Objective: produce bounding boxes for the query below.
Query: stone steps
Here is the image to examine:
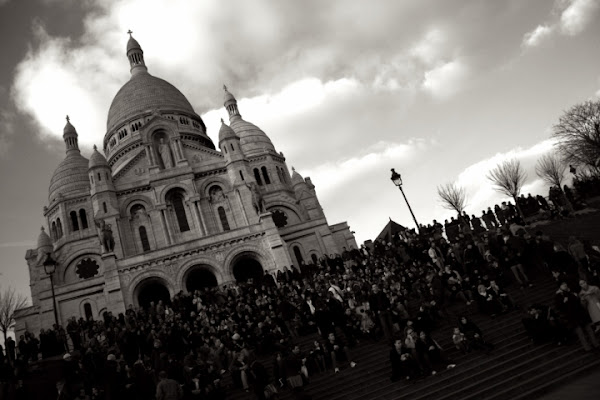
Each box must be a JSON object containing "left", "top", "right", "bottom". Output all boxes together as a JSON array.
[{"left": 227, "top": 278, "right": 580, "bottom": 400}]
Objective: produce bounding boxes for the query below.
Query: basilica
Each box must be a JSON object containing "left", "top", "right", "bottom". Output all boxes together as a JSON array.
[{"left": 15, "top": 34, "right": 356, "bottom": 334}]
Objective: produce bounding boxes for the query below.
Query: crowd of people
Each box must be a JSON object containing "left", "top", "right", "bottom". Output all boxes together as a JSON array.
[{"left": 1, "top": 201, "right": 600, "bottom": 400}]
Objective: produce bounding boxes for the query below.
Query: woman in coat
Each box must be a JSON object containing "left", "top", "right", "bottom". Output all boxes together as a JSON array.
[{"left": 579, "top": 280, "right": 600, "bottom": 331}]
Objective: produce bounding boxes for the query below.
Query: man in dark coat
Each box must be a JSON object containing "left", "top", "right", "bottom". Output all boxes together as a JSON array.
[{"left": 554, "top": 282, "right": 599, "bottom": 351}]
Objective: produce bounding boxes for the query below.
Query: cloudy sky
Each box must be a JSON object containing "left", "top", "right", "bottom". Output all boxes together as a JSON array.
[{"left": 0, "top": 0, "right": 599, "bottom": 300}]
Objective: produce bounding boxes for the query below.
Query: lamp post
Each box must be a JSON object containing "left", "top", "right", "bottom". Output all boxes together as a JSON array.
[
  {"left": 43, "top": 253, "right": 60, "bottom": 328},
  {"left": 390, "top": 168, "right": 420, "bottom": 233}
]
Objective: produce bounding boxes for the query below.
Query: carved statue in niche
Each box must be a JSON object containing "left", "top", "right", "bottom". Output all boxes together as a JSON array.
[
  {"left": 209, "top": 186, "right": 225, "bottom": 203},
  {"left": 130, "top": 204, "right": 147, "bottom": 219},
  {"left": 95, "top": 219, "right": 115, "bottom": 253},
  {"left": 158, "top": 138, "right": 173, "bottom": 169},
  {"left": 248, "top": 182, "right": 266, "bottom": 214}
]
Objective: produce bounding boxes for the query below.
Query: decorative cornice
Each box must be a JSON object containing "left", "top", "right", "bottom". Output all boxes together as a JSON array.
[
  {"left": 114, "top": 151, "right": 147, "bottom": 181},
  {"left": 119, "top": 231, "right": 266, "bottom": 274},
  {"left": 109, "top": 140, "right": 144, "bottom": 167},
  {"left": 182, "top": 141, "right": 223, "bottom": 158},
  {"left": 116, "top": 186, "right": 153, "bottom": 197},
  {"left": 194, "top": 168, "right": 227, "bottom": 179},
  {"left": 248, "top": 156, "right": 268, "bottom": 163}
]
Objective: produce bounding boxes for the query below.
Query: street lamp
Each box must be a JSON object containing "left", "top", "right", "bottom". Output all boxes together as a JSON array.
[
  {"left": 43, "top": 253, "right": 60, "bottom": 328},
  {"left": 390, "top": 168, "right": 420, "bottom": 233}
]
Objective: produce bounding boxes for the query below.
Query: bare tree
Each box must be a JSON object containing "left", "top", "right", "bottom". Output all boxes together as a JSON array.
[
  {"left": 437, "top": 183, "right": 468, "bottom": 215},
  {"left": 552, "top": 100, "right": 600, "bottom": 172},
  {"left": 535, "top": 154, "right": 567, "bottom": 188},
  {"left": 0, "top": 286, "right": 28, "bottom": 343},
  {"left": 487, "top": 159, "right": 527, "bottom": 219}
]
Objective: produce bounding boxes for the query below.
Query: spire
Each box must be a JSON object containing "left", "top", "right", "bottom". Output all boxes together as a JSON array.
[
  {"left": 223, "top": 84, "right": 240, "bottom": 119},
  {"left": 63, "top": 115, "right": 80, "bottom": 154},
  {"left": 126, "top": 30, "right": 147, "bottom": 75}
]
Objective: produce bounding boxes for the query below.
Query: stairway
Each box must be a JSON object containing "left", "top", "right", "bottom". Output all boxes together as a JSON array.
[{"left": 227, "top": 278, "right": 600, "bottom": 400}]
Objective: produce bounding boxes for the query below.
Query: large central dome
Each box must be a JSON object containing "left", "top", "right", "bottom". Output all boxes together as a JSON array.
[{"left": 106, "top": 71, "right": 198, "bottom": 133}]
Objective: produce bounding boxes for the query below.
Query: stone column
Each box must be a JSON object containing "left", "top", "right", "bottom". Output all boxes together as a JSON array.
[
  {"left": 101, "top": 253, "right": 126, "bottom": 315},
  {"left": 159, "top": 207, "right": 172, "bottom": 245},
  {"left": 185, "top": 201, "right": 200, "bottom": 232},
  {"left": 193, "top": 201, "right": 206, "bottom": 236}
]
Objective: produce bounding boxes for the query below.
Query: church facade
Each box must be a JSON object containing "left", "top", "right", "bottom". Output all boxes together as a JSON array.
[{"left": 15, "top": 35, "right": 356, "bottom": 335}]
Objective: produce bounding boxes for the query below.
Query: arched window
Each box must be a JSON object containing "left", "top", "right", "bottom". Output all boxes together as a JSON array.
[
  {"left": 83, "top": 303, "right": 93, "bottom": 320},
  {"left": 70, "top": 211, "right": 79, "bottom": 231},
  {"left": 79, "top": 209, "right": 88, "bottom": 229},
  {"left": 102, "top": 202, "right": 107, "bottom": 213},
  {"left": 51, "top": 221, "right": 57, "bottom": 240},
  {"left": 90, "top": 175, "right": 94, "bottom": 184},
  {"left": 171, "top": 193, "right": 190, "bottom": 232},
  {"left": 253, "top": 168, "right": 263, "bottom": 185},
  {"left": 218, "top": 207, "right": 230, "bottom": 231},
  {"left": 261, "top": 166, "right": 271, "bottom": 184},
  {"left": 230, "top": 143, "right": 235, "bottom": 152},
  {"left": 97, "top": 172, "right": 101, "bottom": 181},
  {"left": 56, "top": 218, "right": 63, "bottom": 238},
  {"left": 139, "top": 226, "right": 151, "bottom": 252},
  {"left": 276, "top": 167, "right": 283, "bottom": 183},
  {"left": 239, "top": 170, "right": 244, "bottom": 181},
  {"left": 293, "top": 246, "right": 304, "bottom": 266}
]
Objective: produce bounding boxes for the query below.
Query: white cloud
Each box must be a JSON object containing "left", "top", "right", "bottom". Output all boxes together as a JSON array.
[
  {"left": 522, "top": 25, "right": 553, "bottom": 48},
  {"left": 560, "top": 0, "right": 599, "bottom": 36},
  {"left": 410, "top": 28, "right": 448, "bottom": 65},
  {"left": 422, "top": 60, "right": 469, "bottom": 99},
  {"left": 302, "top": 138, "right": 431, "bottom": 200},
  {"left": 446, "top": 139, "right": 557, "bottom": 218}
]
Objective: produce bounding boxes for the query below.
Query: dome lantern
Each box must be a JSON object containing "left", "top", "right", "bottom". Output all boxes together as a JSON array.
[
  {"left": 126, "top": 30, "right": 147, "bottom": 76},
  {"left": 63, "top": 115, "right": 80, "bottom": 154},
  {"left": 223, "top": 85, "right": 240, "bottom": 119}
]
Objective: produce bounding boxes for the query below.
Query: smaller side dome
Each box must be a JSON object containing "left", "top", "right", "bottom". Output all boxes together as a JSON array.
[
  {"left": 89, "top": 145, "right": 109, "bottom": 169},
  {"left": 37, "top": 226, "right": 52, "bottom": 249},
  {"left": 291, "top": 167, "right": 305, "bottom": 186},
  {"left": 218, "top": 119, "right": 237, "bottom": 143}
]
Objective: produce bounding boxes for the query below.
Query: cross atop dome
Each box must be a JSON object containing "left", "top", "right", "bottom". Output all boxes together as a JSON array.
[
  {"left": 127, "top": 29, "right": 133, "bottom": 36},
  {"left": 66, "top": 115, "right": 70, "bottom": 122}
]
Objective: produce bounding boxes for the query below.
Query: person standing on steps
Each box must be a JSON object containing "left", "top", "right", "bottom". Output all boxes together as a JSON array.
[
  {"left": 555, "top": 282, "right": 599, "bottom": 351},
  {"left": 578, "top": 280, "right": 600, "bottom": 333}
]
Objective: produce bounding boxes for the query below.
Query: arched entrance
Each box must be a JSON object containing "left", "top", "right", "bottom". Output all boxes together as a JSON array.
[
  {"left": 186, "top": 266, "right": 218, "bottom": 293},
  {"left": 136, "top": 278, "right": 171, "bottom": 309},
  {"left": 232, "top": 253, "right": 264, "bottom": 284}
]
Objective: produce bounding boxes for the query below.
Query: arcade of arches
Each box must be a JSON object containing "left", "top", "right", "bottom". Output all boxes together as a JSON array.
[
  {"left": 232, "top": 253, "right": 264, "bottom": 283},
  {"left": 135, "top": 255, "right": 265, "bottom": 306},
  {"left": 136, "top": 278, "right": 171, "bottom": 309},
  {"left": 186, "top": 266, "right": 218, "bottom": 293}
]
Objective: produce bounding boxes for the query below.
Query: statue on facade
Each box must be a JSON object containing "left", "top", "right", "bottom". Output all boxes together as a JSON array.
[
  {"left": 249, "top": 182, "right": 266, "bottom": 214},
  {"left": 95, "top": 219, "right": 115, "bottom": 253},
  {"left": 158, "top": 138, "right": 173, "bottom": 169}
]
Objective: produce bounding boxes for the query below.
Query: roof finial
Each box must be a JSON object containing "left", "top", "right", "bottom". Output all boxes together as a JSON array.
[
  {"left": 93, "top": 144, "right": 97, "bottom": 151},
  {"left": 292, "top": 166, "right": 296, "bottom": 172},
  {"left": 220, "top": 118, "right": 224, "bottom": 124},
  {"left": 127, "top": 29, "right": 133, "bottom": 37},
  {"left": 66, "top": 115, "right": 70, "bottom": 122},
  {"left": 41, "top": 226, "right": 45, "bottom": 232},
  {"left": 223, "top": 84, "right": 228, "bottom": 91}
]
